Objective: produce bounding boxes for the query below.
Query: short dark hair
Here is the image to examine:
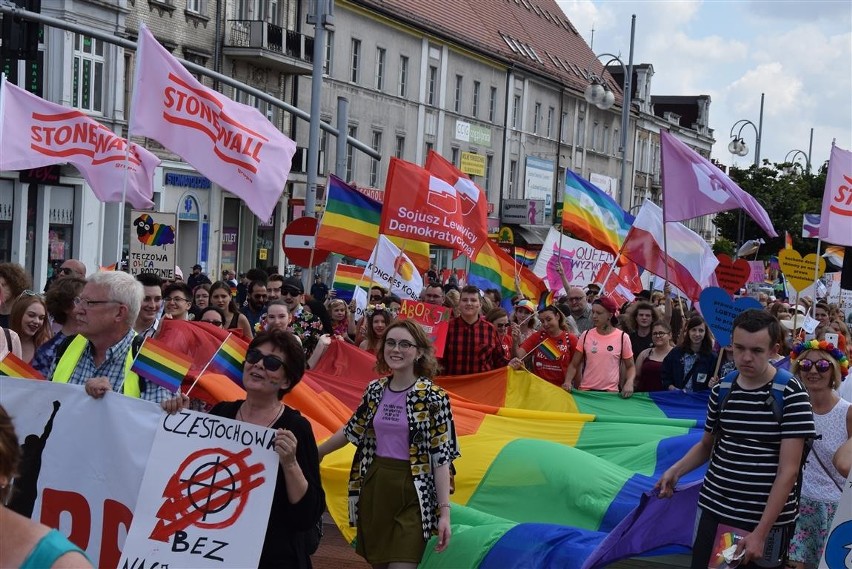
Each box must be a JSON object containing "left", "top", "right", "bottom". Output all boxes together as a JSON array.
[
  {"left": 45, "top": 276, "right": 85, "bottom": 324},
  {"left": 460, "top": 285, "right": 480, "bottom": 296},
  {"left": 136, "top": 273, "right": 163, "bottom": 288},
  {"left": 198, "top": 306, "right": 226, "bottom": 326},
  {"left": 248, "top": 280, "right": 268, "bottom": 295},
  {"left": 245, "top": 268, "right": 268, "bottom": 283},
  {"left": 248, "top": 329, "right": 305, "bottom": 397},
  {"left": 732, "top": 309, "right": 781, "bottom": 348},
  {"left": 163, "top": 281, "right": 192, "bottom": 300}
]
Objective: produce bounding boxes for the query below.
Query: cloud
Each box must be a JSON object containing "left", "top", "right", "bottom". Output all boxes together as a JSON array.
[{"left": 745, "top": 0, "right": 851, "bottom": 22}]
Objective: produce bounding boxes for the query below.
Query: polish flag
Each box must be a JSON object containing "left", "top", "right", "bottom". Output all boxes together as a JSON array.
[
  {"left": 621, "top": 200, "right": 718, "bottom": 302},
  {"left": 0, "top": 77, "right": 156, "bottom": 209},
  {"left": 130, "top": 24, "right": 295, "bottom": 221}
]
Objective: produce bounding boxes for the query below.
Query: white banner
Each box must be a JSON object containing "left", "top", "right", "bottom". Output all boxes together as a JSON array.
[
  {"left": 532, "top": 227, "right": 615, "bottom": 294},
  {"left": 119, "top": 410, "right": 278, "bottom": 569},
  {"left": 0, "top": 377, "right": 161, "bottom": 568},
  {"left": 364, "top": 235, "right": 423, "bottom": 300}
]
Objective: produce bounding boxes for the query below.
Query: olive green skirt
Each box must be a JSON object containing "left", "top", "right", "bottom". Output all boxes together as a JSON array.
[{"left": 356, "top": 456, "right": 427, "bottom": 565}]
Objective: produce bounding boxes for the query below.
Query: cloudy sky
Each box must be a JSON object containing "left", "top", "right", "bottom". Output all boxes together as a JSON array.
[{"left": 555, "top": 0, "right": 852, "bottom": 170}]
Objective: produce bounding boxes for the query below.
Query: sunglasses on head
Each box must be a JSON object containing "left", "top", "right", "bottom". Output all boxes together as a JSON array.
[
  {"left": 245, "top": 348, "right": 285, "bottom": 372},
  {"left": 799, "top": 359, "right": 832, "bottom": 373}
]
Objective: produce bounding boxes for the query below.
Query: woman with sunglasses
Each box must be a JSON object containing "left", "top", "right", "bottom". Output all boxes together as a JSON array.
[
  {"left": 486, "top": 308, "right": 512, "bottom": 360},
  {"left": 511, "top": 305, "right": 577, "bottom": 387},
  {"left": 196, "top": 306, "right": 226, "bottom": 328},
  {"left": 10, "top": 293, "right": 52, "bottom": 364},
  {"left": 318, "top": 320, "right": 459, "bottom": 568},
  {"left": 787, "top": 340, "right": 851, "bottom": 569},
  {"left": 208, "top": 329, "right": 325, "bottom": 568},
  {"left": 209, "top": 281, "right": 253, "bottom": 338}
]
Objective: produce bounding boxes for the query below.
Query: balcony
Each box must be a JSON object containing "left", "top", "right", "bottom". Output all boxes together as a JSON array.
[{"left": 223, "top": 20, "right": 314, "bottom": 75}]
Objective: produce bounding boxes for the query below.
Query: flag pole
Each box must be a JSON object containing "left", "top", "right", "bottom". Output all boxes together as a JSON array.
[
  {"left": 813, "top": 238, "right": 823, "bottom": 299},
  {"left": 599, "top": 238, "right": 629, "bottom": 293},
  {"left": 185, "top": 333, "right": 232, "bottom": 397}
]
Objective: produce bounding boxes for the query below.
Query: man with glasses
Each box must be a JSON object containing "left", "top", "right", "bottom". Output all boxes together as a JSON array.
[
  {"left": 564, "top": 287, "right": 593, "bottom": 334},
  {"left": 441, "top": 285, "right": 508, "bottom": 376},
  {"left": 48, "top": 271, "right": 173, "bottom": 404},
  {"left": 162, "top": 282, "right": 193, "bottom": 321},
  {"left": 44, "top": 259, "right": 87, "bottom": 292},
  {"left": 134, "top": 273, "right": 163, "bottom": 338},
  {"left": 279, "top": 276, "right": 305, "bottom": 321}
]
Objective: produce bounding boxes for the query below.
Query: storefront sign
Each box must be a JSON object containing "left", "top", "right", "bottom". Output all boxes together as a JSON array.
[
  {"left": 20, "top": 165, "right": 61, "bottom": 184},
  {"left": 501, "top": 199, "right": 545, "bottom": 225},
  {"left": 525, "top": 157, "right": 554, "bottom": 217},
  {"left": 460, "top": 152, "right": 486, "bottom": 176},
  {"left": 129, "top": 210, "right": 177, "bottom": 279},
  {"left": 221, "top": 226, "right": 238, "bottom": 272},
  {"left": 454, "top": 120, "right": 491, "bottom": 147},
  {"left": 590, "top": 173, "right": 616, "bottom": 199},
  {"left": 178, "top": 194, "right": 200, "bottom": 221},
  {"left": 164, "top": 172, "right": 211, "bottom": 189}
]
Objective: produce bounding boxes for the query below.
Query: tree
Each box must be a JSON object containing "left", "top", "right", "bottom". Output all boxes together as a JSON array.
[{"left": 713, "top": 161, "right": 826, "bottom": 256}]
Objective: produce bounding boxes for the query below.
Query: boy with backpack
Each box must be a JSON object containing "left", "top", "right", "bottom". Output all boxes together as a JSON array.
[{"left": 655, "top": 309, "right": 815, "bottom": 568}]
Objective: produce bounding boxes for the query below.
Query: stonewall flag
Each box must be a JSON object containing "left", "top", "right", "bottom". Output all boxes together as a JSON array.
[
  {"left": 209, "top": 333, "right": 249, "bottom": 386},
  {"left": 331, "top": 263, "right": 372, "bottom": 302},
  {"left": 818, "top": 144, "right": 852, "bottom": 247},
  {"left": 130, "top": 337, "right": 192, "bottom": 392},
  {"left": 0, "top": 352, "right": 44, "bottom": 380},
  {"left": 562, "top": 169, "right": 634, "bottom": 258},
  {"left": 469, "top": 239, "right": 552, "bottom": 311},
  {"left": 316, "top": 175, "right": 430, "bottom": 271}
]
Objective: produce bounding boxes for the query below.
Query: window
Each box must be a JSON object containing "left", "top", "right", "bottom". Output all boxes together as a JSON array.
[
  {"left": 591, "top": 121, "right": 599, "bottom": 150},
  {"left": 511, "top": 95, "right": 521, "bottom": 128},
  {"left": 546, "top": 107, "right": 554, "bottom": 138},
  {"left": 375, "top": 47, "right": 386, "bottom": 91},
  {"left": 561, "top": 111, "right": 569, "bottom": 142},
  {"left": 369, "top": 131, "right": 383, "bottom": 186},
  {"left": 451, "top": 147, "right": 459, "bottom": 166},
  {"left": 350, "top": 39, "right": 361, "bottom": 83},
  {"left": 613, "top": 128, "right": 620, "bottom": 156},
  {"left": 454, "top": 75, "right": 462, "bottom": 113},
  {"left": 346, "top": 125, "right": 357, "bottom": 181},
  {"left": 509, "top": 160, "right": 518, "bottom": 198},
  {"left": 425, "top": 141, "right": 434, "bottom": 157},
  {"left": 187, "top": 0, "right": 204, "bottom": 14},
  {"left": 576, "top": 115, "right": 585, "bottom": 146},
  {"left": 472, "top": 81, "right": 480, "bottom": 117},
  {"left": 427, "top": 65, "right": 437, "bottom": 105},
  {"left": 323, "top": 31, "right": 333, "bottom": 75},
  {"left": 603, "top": 126, "right": 610, "bottom": 155},
  {"left": 489, "top": 86, "right": 497, "bottom": 122},
  {"left": 485, "top": 155, "right": 493, "bottom": 191},
  {"left": 533, "top": 103, "right": 541, "bottom": 134},
  {"left": 73, "top": 34, "right": 105, "bottom": 113},
  {"left": 398, "top": 56, "right": 409, "bottom": 97},
  {"left": 395, "top": 135, "right": 405, "bottom": 158}
]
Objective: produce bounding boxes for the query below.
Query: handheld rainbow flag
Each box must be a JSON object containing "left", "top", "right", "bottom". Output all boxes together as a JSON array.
[
  {"left": 130, "top": 337, "right": 192, "bottom": 392},
  {"left": 0, "top": 352, "right": 44, "bottom": 380},
  {"left": 514, "top": 247, "right": 538, "bottom": 267},
  {"left": 469, "top": 239, "right": 552, "bottom": 311},
  {"left": 538, "top": 336, "right": 561, "bottom": 360},
  {"left": 563, "top": 170, "right": 634, "bottom": 257},
  {"left": 209, "top": 333, "right": 249, "bottom": 387},
  {"left": 332, "top": 263, "right": 372, "bottom": 302}
]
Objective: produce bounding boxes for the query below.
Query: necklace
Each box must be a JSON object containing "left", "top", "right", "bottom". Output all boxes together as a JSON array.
[
  {"left": 387, "top": 377, "right": 418, "bottom": 392},
  {"left": 238, "top": 403, "right": 284, "bottom": 427}
]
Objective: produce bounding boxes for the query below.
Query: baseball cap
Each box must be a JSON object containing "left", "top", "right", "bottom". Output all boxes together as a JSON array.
[
  {"left": 282, "top": 276, "right": 304, "bottom": 294},
  {"left": 515, "top": 299, "right": 535, "bottom": 312},
  {"left": 192, "top": 264, "right": 202, "bottom": 270},
  {"left": 593, "top": 295, "right": 619, "bottom": 315}
]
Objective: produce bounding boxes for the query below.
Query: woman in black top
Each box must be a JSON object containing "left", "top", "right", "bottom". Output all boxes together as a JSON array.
[
  {"left": 210, "top": 329, "right": 325, "bottom": 568},
  {"left": 661, "top": 315, "right": 717, "bottom": 392}
]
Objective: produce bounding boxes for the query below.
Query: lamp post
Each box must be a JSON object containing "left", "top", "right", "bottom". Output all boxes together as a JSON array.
[
  {"left": 783, "top": 127, "right": 814, "bottom": 174},
  {"left": 583, "top": 14, "right": 636, "bottom": 210},
  {"left": 728, "top": 93, "right": 764, "bottom": 248}
]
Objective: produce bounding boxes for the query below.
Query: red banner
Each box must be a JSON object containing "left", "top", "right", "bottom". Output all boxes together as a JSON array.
[{"left": 397, "top": 299, "right": 450, "bottom": 358}]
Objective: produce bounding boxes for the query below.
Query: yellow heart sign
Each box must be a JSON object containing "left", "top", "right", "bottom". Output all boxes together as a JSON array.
[{"left": 778, "top": 249, "right": 826, "bottom": 292}]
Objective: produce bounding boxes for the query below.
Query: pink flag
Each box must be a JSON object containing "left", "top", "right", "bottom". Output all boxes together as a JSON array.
[
  {"left": 818, "top": 145, "right": 852, "bottom": 247},
  {"left": 0, "top": 78, "right": 156, "bottom": 209},
  {"left": 621, "top": 200, "right": 719, "bottom": 302},
  {"left": 130, "top": 24, "right": 296, "bottom": 221},
  {"left": 660, "top": 130, "right": 776, "bottom": 237},
  {"left": 425, "top": 150, "right": 489, "bottom": 257}
]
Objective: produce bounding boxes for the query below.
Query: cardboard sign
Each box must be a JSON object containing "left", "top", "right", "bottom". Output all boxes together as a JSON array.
[
  {"left": 698, "top": 287, "right": 763, "bottom": 347},
  {"left": 778, "top": 249, "right": 826, "bottom": 292},
  {"left": 129, "top": 210, "right": 177, "bottom": 279},
  {"left": 397, "top": 299, "right": 450, "bottom": 358},
  {"left": 714, "top": 254, "right": 751, "bottom": 295}
]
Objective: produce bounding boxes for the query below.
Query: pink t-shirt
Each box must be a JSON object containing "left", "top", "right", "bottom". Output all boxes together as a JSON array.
[
  {"left": 575, "top": 328, "right": 633, "bottom": 391},
  {"left": 374, "top": 386, "right": 411, "bottom": 459}
]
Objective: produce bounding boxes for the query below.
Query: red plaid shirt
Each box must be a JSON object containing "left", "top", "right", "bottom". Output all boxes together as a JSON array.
[{"left": 440, "top": 316, "right": 508, "bottom": 376}]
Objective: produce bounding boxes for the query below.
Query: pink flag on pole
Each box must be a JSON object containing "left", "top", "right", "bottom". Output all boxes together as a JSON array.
[
  {"left": 660, "top": 130, "right": 776, "bottom": 237},
  {"left": 130, "top": 24, "right": 296, "bottom": 221},
  {"left": 818, "top": 145, "right": 852, "bottom": 247},
  {"left": 0, "top": 77, "right": 156, "bottom": 209},
  {"left": 621, "top": 200, "right": 719, "bottom": 302}
]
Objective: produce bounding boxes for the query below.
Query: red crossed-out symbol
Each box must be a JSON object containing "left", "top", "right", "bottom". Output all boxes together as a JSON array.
[{"left": 149, "top": 447, "right": 266, "bottom": 542}]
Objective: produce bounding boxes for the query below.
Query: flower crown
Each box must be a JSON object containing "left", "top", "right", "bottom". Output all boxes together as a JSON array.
[
  {"left": 365, "top": 303, "right": 387, "bottom": 317},
  {"left": 791, "top": 339, "right": 849, "bottom": 379}
]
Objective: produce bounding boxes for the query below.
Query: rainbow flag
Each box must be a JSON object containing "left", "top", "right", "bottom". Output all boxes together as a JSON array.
[
  {"left": 331, "top": 263, "right": 372, "bottom": 302},
  {"left": 0, "top": 352, "right": 44, "bottom": 380},
  {"left": 514, "top": 246, "right": 538, "bottom": 267},
  {"left": 563, "top": 170, "right": 634, "bottom": 257},
  {"left": 209, "top": 333, "right": 248, "bottom": 387},
  {"left": 538, "top": 336, "right": 561, "bottom": 360},
  {"left": 130, "top": 337, "right": 191, "bottom": 392},
  {"left": 469, "top": 239, "right": 552, "bottom": 311},
  {"left": 316, "top": 175, "right": 430, "bottom": 271}
]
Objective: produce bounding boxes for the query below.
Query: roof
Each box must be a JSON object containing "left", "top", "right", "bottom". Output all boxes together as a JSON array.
[
  {"left": 351, "top": 0, "right": 624, "bottom": 105},
  {"left": 651, "top": 95, "right": 710, "bottom": 129}
]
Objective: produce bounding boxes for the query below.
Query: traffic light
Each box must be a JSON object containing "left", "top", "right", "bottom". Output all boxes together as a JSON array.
[{"left": 0, "top": 0, "right": 41, "bottom": 61}]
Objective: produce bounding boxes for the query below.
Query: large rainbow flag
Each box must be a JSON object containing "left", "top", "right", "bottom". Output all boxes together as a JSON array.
[
  {"left": 316, "top": 175, "right": 430, "bottom": 271},
  {"left": 469, "top": 239, "right": 554, "bottom": 310},
  {"left": 563, "top": 170, "right": 634, "bottom": 258}
]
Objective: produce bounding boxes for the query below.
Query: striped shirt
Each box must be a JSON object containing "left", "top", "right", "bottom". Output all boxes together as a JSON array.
[{"left": 699, "top": 374, "right": 815, "bottom": 526}]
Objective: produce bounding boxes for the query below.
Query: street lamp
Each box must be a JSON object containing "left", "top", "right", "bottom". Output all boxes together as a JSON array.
[
  {"left": 782, "top": 127, "right": 814, "bottom": 174},
  {"left": 728, "top": 93, "right": 765, "bottom": 248},
  {"left": 583, "top": 14, "right": 636, "bottom": 210}
]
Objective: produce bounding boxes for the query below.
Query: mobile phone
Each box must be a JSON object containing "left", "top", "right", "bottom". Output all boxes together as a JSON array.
[{"left": 825, "top": 332, "right": 839, "bottom": 346}]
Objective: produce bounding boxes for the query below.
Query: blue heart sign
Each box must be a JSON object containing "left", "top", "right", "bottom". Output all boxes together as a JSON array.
[{"left": 698, "top": 287, "right": 763, "bottom": 347}]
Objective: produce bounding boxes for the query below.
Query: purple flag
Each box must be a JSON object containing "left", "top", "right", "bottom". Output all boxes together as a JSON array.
[
  {"left": 580, "top": 481, "right": 701, "bottom": 569},
  {"left": 660, "top": 130, "right": 777, "bottom": 237}
]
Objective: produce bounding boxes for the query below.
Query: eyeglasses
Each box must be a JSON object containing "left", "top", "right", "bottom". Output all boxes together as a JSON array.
[
  {"left": 652, "top": 331, "right": 670, "bottom": 337},
  {"left": 495, "top": 322, "right": 509, "bottom": 329},
  {"left": 58, "top": 267, "right": 75, "bottom": 275},
  {"left": 281, "top": 288, "right": 301, "bottom": 297},
  {"left": 73, "top": 297, "right": 119, "bottom": 309},
  {"left": 385, "top": 339, "right": 417, "bottom": 350},
  {"left": 201, "top": 319, "right": 223, "bottom": 326},
  {"left": 245, "top": 348, "right": 286, "bottom": 372},
  {"left": 799, "top": 359, "right": 832, "bottom": 373},
  {"left": 164, "top": 296, "right": 189, "bottom": 303}
]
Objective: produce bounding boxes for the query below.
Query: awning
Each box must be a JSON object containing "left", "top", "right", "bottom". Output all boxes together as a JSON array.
[{"left": 512, "top": 224, "right": 550, "bottom": 247}]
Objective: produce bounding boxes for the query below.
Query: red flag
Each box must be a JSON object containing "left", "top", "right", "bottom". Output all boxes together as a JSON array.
[{"left": 381, "top": 157, "right": 484, "bottom": 258}]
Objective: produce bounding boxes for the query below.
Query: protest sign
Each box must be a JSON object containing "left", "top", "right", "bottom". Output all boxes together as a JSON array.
[
  {"left": 119, "top": 410, "right": 278, "bottom": 569},
  {"left": 397, "top": 299, "right": 450, "bottom": 357},
  {"left": 0, "top": 377, "right": 161, "bottom": 568},
  {"left": 778, "top": 249, "right": 826, "bottom": 292},
  {"left": 698, "top": 287, "right": 762, "bottom": 347},
  {"left": 533, "top": 228, "right": 615, "bottom": 293},
  {"left": 129, "top": 210, "right": 177, "bottom": 279},
  {"left": 713, "top": 254, "right": 750, "bottom": 295}
]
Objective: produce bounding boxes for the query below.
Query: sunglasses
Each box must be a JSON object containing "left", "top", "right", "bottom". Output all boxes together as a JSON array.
[
  {"left": 281, "top": 288, "right": 301, "bottom": 297},
  {"left": 200, "top": 319, "right": 223, "bottom": 326},
  {"left": 58, "top": 267, "right": 75, "bottom": 275},
  {"left": 245, "top": 348, "right": 286, "bottom": 372},
  {"left": 799, "top": 359, "right": 832, "bottom": 373},
  {"left": 20, "top": 289, "right": 44, "bottom": 298}
]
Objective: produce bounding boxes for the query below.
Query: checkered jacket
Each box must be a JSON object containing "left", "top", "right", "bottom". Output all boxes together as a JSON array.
[{"left": 343, "top": 376, "right": 460, "bottom": 540}]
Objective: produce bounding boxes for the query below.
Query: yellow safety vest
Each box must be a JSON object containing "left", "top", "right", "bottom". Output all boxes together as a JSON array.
[{"left": 51, "top": 335, "right": 141, "bottom": 398}]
